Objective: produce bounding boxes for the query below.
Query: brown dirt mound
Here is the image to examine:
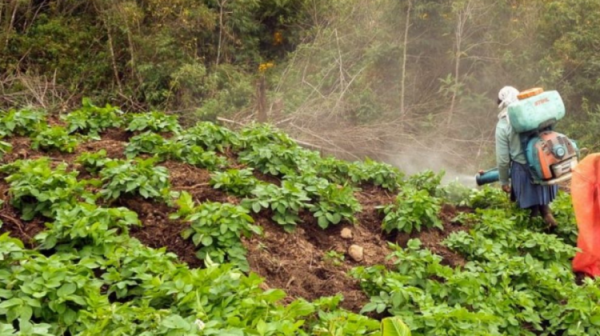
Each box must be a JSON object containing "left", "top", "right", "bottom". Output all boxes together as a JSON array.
[
  {"left": 161, "top": 160, "right": 238, "bottom": 204},
  {"left": 122, "top": 196, "right": 202, "bottom": 268},
  {"left": 100, "top": 128, "right": 131, "bottom": 142},
  {"left": 76, "top": 139, "right": 126, "bottom": 159},
  {"left": 244, "top": 185, "right": 397, "bottom": 313},
  {"left": 0, "top": 180, "right": 45, "bottom": 246}
]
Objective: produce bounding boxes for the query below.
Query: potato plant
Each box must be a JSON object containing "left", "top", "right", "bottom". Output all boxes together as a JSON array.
[
  {"left": 98, "top": 158, "right": 171, "bottom": 201},
  {"left": 62, "top": 98, "right": 123, "bottom": 138},
  {"left": 31, "top": 126, "right": 79, "bottom": 153},
  {"left": 172, "top": 192, "right": 261, "bottom": 271}
]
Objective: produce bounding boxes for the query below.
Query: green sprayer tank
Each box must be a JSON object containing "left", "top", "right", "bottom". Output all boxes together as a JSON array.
[{"left": 507, "top": 90, "right": 565, "bottom": 133}]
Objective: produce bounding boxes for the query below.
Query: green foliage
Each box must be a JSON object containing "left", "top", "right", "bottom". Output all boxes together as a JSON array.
[
  {"left": 243, "top": 181, "right": 310, "bottom": 232},
  {"left": 405, "top": 170, "right": 444, "bottom": 196},
  {"left": 178, "top": 145, "right": 228, "bottom": 171},
  {"left": 31, "top": 126, "right": 79, "bottom": 153},
  {"left": 35, "top": 203, "right": 140, "bottom": 250},
  {"left": 238, "top": 143, "right": 320, "bottom": 176},
  {"left": 551, "top": 192, "right": 578, "bottom": 245},
  {"left": 172, "top": 192, "right": 261, "bottom": 271},
  {"left": 287, "top": 174, "right": 361, "bottom": 229},
  {"left": 381, "top": 317, "right": 411, "bottom": 336},
  {"left": 0, "top": 158, "right": 94, "bottom": 220},
  {"left": 315, "top": 157, "right": 353, "bottom": 184},
  {"left": 62, "top": 98, "right": 123, "bottom": 138},
  {"left": 125, "top": 131, "right": 171, "bottom": 159},
  {"left": 178, "top": 122, "right": 239, "bottom": 152},
  {"left": 468, "top": 185, "right": 510, "bottom": 209},
  {"left": 309, "top": 295, "right": 381, "bottom": 335},
  {"left": 126, "top": 112, "right": 181, "bottom": 134},
  {"left": 0, "top": 141, "right": 12, "bottom": 160},
  {"left": 75, "top": 150, "right": 110, "bottom": 174},
  {"left": 323, "top": 250, "right": 345, "bottom": 266},
  {"left": 236, "top": 124, "right": 297, "bottom": 150},
  {"left": 98, "top": 158, "right": 171, "bottom": 201},
  {"left": 350, "top": 159, "right": 403, "bottom": 191},
  {"left": 0, "top": 108, "right": 47, "bottom": 137},
  {"left": 380, "top": 188, "right": 442, "bottom": 234},
  {"left": 210, "top": 168, "right": 260, "bottom": 197}
]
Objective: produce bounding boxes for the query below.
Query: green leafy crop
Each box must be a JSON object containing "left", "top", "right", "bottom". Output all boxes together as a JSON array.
[
  {"left": 126, "top": 112, "right": 181, "bottom": 134},
  {"left": 31, "top": 126, "right": 80, "bottom": 153},
  {"left": 172, "top": 192, "right": 261, "bottom": 271},
  {"left": 125, "top": 131, "right": 171, "bottom": 159},
  {"left": 286, "top": 174, "right": 361, "bottom": 229},
  {"left": 349, "top": 159, "right": 403, "bottom": 191},
  {"left": 0, "top": 108, "right": 47, "bottom": 137},
  {"left": 380, "top": 187, "right": 442, "bottom": 233},
  {"left": 0, "top": 141, "right": 12, "bottom": 161},
  {"left": 238, "top": 143, "right": 320, "bottom": 176},
  {"left": 0, "top": 158, "right": 94, "bottom": 220},
  {"left": 62, "top": 98, "right": 123, "bottom": 138},
  {"left": 243, "top": 181, "right": 310, "bottom": 232},
  {"left": 210, "top": 168, "right": 260, "bottom": 197},
  {"left": 405, "top": 170, "right": 444, "bottom": 196},
  {"left": 99, "top": 158, "right": 171, "bottom": 201},
  {"left": 177, "top": 122, "right": 239, "bottom": 152},
  {"left": 35, "top": 203, "right": 140, "bottom": 250},
  {"left": 75, "top": 150, "right": 111, "bottom": 174}
]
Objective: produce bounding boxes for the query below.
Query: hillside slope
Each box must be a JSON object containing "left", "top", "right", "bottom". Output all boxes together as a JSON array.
[{"left": 0, "top": 103, "right": 594, "bottom": 335}]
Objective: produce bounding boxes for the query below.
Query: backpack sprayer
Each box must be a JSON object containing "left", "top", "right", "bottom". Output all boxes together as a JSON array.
[{"left": 475, "top": 88, "right": 580, "bottom": 186}]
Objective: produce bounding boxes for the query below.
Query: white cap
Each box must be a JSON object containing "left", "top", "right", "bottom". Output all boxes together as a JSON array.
[{"left": 498, "top": 86, "right": 519, "bottom": 109}]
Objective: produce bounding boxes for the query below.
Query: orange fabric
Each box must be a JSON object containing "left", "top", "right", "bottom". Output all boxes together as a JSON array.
[{"left": 572, "top": 154, "right": 600, "bottom": 276}]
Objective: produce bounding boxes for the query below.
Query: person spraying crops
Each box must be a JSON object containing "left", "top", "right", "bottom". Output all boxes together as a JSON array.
[
  {"left": 476, "top": 87, "right": 580, "bottom": 227},
  {"left": 496, "top": 86, "right": 557, "bottom": 226}
]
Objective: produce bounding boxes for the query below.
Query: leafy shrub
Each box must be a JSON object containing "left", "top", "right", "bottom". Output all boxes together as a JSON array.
[
  {"left": 551, "top": 192, "right": 578, "bottom": 245},
  {"left": 379, "top": 187, "right": 442, "bottom": 233},
  {"left": 0, "top": 140, "right": 12, "bottom": 160},
  {"left": 315, "top": 157, "right": 353, "bottom": 184},
  {"left": 0, "top": 158, "right": 93, "bottom": 220},
  {"left": 0, "top": 108, "right": 47, "bottom": 137},
  {"left": 172, "top": 193, "right": 261, "bottom": 271},
  {"left": 350, "top": 159, "right": 403, "bottom": 191},
  {"left": 238, "top": 143, "right": 320, "bottom": 176},
  {"left": 177, "top": 122, "right": 239, "bottom": 152},
  {"left": 236, "top": 123, "right": 296, "bottom": 150},
  {"left": 62, "top": 98, "right": 123, "bottom": 137},
  {"left": 126, "top": 112, "right": 181, "bottom": 134},
  {"left": 75, "top": 150, "right": 111, "bottom": 174},
  {"left": 31, "top": 126, "right": 79, "bottom": 153},
  {"left": 210, "top": 168, "right": 259, "bottom": 197},
  {"left": 405, "top": 170, "right": 444, "bottom": 196},
  {"left": 243, "top": 181, "right": 310, "bottom": 232},
  {"left": 468, "top": 185, "right": 510, "bottom": 209},
  {"left": 286, "top": 173, "right": 361, "bottom": 229},
  {"left": 179, "top": 145, "right": 227, "bottom": 170},
  {"left": 125, "top": 131, "right": 170, "bottom": 159},
  {"left": 99, "top": 158, "right": 171, "bottom": 201},
  {"left": 0, "top": 247, "right": 103, "bottom": 329},
  {"left": 35, "top": 203, "right": 140, "bottom": 250}
]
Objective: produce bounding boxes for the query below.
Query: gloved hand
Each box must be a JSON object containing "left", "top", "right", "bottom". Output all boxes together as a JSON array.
[{"left": 502, "top": 184, "right": 511, "bottom": 194}]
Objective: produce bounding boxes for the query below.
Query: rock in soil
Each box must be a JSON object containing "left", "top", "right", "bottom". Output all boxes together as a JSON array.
[
  {"left": 340, "top": 228, "right": 353, "bottom": 239},
  {"left": 348, "top": 244, "right": 364, "bottom": 262}
]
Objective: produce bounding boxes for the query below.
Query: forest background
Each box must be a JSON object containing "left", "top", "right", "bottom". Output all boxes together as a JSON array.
[{"left": 1, "top": 0, "right": 598, "bottom": 177}]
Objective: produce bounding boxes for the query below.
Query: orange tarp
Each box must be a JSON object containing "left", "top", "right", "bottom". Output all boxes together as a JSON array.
[{"left": 572, "top": 154, "right": 600, "bottom": 276}]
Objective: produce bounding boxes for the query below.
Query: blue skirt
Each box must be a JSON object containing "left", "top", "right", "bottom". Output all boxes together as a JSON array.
[{"left": 511, "top": 162, "right": 558, "bottom": 209}]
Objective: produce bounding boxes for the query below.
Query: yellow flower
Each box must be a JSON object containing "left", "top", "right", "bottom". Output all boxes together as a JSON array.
[
  {"left": 273, "top": 31, "right": 283, "bottom": 45},
  {"left": 258, "top": 62, "right": 275, "bottom": 73}
]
